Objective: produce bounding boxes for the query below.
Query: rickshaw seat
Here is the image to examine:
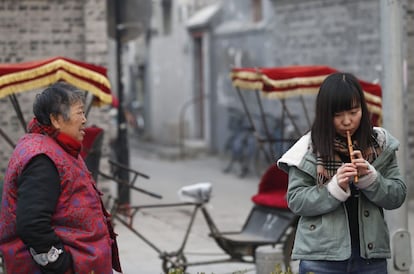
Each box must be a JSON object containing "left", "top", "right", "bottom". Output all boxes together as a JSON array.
[
  {"left": 81, "top": 126, "right": 104, "bottom": 182},
  {"left": 210, "top": 164, "right": 297, "bottom": 264},
  {"left": 217, "top": 205, "right": 295, "bottom": 244},
  {"left": 210, "top": 204, "right": 296, "bottom": 263},
  {"left": 251, "top": 164, "right": 289, "bottom": 209}
]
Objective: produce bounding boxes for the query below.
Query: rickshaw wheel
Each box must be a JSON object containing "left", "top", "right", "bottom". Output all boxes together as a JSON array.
[{"left": 162, "top": 253, "right": 187, "bottom": 274}]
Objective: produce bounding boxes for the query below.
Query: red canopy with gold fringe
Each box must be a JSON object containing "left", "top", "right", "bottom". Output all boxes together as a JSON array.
[
  {"left": 0, "top": 56, "right": 115, "bottom": 106},
  {"left": 230, "top": 66, "right": 382, "bottom": 126}
]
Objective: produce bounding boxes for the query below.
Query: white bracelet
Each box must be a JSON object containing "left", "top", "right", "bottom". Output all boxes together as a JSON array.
[{"left": 29, "top": 246, "right": 63, "bottom": 266}]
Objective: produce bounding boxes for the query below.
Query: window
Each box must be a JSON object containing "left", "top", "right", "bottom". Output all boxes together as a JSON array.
[
  {"left": 252, "top": 0, "right": 262, "bottom": 22},
  {"left": 162, "top": 0, "right": 172, "bottom": 35}
]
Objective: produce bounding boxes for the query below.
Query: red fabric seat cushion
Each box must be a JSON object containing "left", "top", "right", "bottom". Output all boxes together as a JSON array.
[
  {"left": 251, "top": 164, "right": 289, "bottom": 209},
  {"left": 80, "top": 126, "right": 103, "bottom": 159}
]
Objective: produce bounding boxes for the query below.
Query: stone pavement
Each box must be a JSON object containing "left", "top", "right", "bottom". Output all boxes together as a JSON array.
[{"left": 101, "top": 141, "right": 414, "bottom": 274}]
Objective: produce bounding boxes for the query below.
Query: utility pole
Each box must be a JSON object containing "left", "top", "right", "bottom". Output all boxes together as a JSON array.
[
  {"left": 380, "top": 0, "right": 411, "bottom": 273},
  {"left": 114, "top": 1, "right": 130, "bottom": 205},
  {"left": 107, "top": 0, "right": 151, "bottom": 206}
]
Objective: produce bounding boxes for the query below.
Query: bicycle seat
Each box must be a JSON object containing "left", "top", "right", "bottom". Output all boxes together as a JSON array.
[{"left": 177, "top": 182, "right": 212, "bottom": 203}]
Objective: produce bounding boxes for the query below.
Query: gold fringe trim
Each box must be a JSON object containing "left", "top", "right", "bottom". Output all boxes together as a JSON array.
[
  {"left": 229, "top": 70, "right": 262, "bottom": 81},
  {"left": 363, "top": 90, "right": 382, "bottom": 105},
  {"left": 231, "top": 70, "right": 331, "bottom": 89},
  {"left": 366, "top": 104, "right": 382, "bottom": 116},
  {"left": 231, "top": 79, "right": 263, "bottom": 90},
  {"left": 262, "top": 87, "right": 320, "bottom": 99},
  {"left": 262, "top": 74, "right": 329, "bottom": 89}
]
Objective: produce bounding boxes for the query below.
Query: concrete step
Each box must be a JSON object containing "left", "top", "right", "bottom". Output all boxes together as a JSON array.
[
  {"left": 180, "top": 138, "right": 209, "bottom": 158},
  {"left": 128, "top": 137, "right": 210, "bottom": 160}
]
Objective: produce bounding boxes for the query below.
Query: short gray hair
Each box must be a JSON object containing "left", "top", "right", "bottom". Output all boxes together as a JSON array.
[{"left": 33, "top": 81, "right": 85, "bottom": 125}]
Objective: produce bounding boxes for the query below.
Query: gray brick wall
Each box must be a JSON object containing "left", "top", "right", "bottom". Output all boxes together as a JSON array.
[
  {"left": 406, "top": 0, "right": 414, "bottom": 194},
  {"left": 0, "top": 0, "right": 112, "bottom": 177},
  {"left": 270, "top": 0, "right": 381, "bottom": 81}
]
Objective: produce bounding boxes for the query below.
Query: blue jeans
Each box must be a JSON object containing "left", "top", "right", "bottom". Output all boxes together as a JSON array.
[{"left": 299, "top": 248, "right": 387, "bottom": 274}]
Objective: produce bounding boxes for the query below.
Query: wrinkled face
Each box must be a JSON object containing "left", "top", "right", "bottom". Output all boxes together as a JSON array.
[
  {"left": 333, "top": 106, "right": 362, "bottom": 137},
  {"left": 51, "top": 101, "right": 87, "bottom": 141}
]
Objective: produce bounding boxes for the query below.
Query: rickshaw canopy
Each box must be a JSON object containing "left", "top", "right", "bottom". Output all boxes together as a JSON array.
[
  {"left": 0, "top": 56, "right": 115, "bottom": 106},
  {"left": 0, "top": 56, "right": 116, "bottom": 149},
  {"left": 230, "top": 66, "right": 382, "bottom": 126}
]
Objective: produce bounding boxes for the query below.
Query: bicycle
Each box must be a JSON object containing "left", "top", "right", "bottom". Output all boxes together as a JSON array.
[
  {"left": 222, "top": 107, "right": 256, "bottom": 178},
  {"left": 223, "top": 107, "right": 298, "bottom": 178},
  {"left": 252, "top": 115, "right": 298, "bottom": 178}
]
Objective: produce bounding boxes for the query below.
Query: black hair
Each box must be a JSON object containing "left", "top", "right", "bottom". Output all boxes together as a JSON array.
[
  {"left": 33, "top": 81, "right": 85, "bottom": 125},
  {"left": 311, "top": 72, "right": 374, "bottom": 159}
]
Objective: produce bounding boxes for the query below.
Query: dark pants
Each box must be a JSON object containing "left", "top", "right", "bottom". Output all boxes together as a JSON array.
[{"left": 298, "top": 247, "right": 387, "bottom": 274}]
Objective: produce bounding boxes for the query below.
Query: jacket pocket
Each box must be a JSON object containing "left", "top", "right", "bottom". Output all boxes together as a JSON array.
[{"left": 293, "top": 209, "right": 350, "bottom": 258}]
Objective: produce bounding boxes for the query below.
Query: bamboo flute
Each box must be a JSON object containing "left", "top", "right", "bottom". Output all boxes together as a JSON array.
[{"left": 346, "top": 130, "right": 358, "bottom": 183}]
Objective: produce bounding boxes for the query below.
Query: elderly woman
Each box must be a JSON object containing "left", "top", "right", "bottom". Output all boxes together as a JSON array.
[{"left": 0, "top": 82, "right": 122, "bottom": 273}]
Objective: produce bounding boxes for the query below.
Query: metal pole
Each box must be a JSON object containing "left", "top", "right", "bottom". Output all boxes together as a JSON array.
[
  {"left": 114, "top": 2, "right": 130, "bottom": 205},
  {"left": 380, "top": 0, "right": 411, "bottom": 273}
]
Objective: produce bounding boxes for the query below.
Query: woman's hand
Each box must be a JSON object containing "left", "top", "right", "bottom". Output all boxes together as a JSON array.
[
  {"left": 336, "top": 150, "right": 372, "bottom": 190},
  {"left": 336, "top": 163, "right": 358, "bottom": 190},
  {"left": 351, "top": 150, "right": 372, "bottom": 178}
]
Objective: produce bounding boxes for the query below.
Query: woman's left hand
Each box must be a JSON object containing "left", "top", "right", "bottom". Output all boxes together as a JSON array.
[{"left": 351, "top": 150, "right": 371, "bottom": 177}]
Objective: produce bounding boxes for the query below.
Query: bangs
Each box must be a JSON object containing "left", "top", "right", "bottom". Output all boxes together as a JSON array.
[{"left": 330, "top": 81, "right": 360, "bottom": 113}]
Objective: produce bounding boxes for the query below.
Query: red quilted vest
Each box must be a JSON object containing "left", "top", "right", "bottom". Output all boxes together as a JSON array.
[{"left": 0, "top": 134, "right": 117, "bottom": 274}]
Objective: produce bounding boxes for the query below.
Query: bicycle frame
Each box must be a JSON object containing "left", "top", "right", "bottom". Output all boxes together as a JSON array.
[{"left": 110, "top": 198, "right": 254, "bottom": 273}]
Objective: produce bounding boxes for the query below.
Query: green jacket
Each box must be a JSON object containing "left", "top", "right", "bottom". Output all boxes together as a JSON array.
[{"left": 277, "top": 127, "right": 406, "bottom": 260}]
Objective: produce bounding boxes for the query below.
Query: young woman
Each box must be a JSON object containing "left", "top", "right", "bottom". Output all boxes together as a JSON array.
[
  {"left": 277, "top": 72, "right": 406, "bottom": 274},
  {"left": 0, "top": 82, "right": 122, "bottom": 273}
]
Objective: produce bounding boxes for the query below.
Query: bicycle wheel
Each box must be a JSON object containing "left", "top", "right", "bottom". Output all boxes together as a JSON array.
[{"left": 162, "top": 253, "right": 187, "bottom": 274}]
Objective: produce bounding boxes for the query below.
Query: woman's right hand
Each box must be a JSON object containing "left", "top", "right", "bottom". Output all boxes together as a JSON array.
[{"left": 336, "top": 163, "right": 358, "bottom": 190}]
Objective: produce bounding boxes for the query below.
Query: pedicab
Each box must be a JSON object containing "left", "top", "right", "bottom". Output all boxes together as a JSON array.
[{"left": 105, "top": 162, "right": 297, "bottom": 273}]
